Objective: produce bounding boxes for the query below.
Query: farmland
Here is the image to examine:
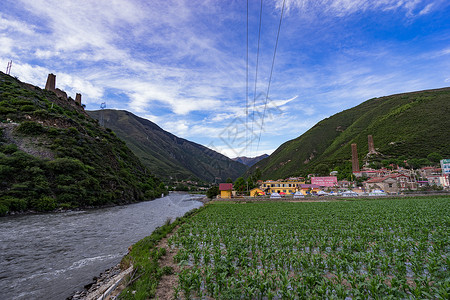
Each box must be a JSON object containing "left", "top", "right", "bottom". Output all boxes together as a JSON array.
[{"left": 168, "top": 197, "right": 449, "bottom": 299}]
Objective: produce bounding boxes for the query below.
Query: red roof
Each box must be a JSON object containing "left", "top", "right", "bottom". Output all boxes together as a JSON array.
[{"left": 219, "top": 183, "right": 233, "bottom": 191}]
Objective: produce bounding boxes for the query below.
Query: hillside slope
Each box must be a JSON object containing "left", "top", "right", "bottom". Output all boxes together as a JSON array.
[
  {"left": 248, "top": 87, "right": 450, "bottom": 179},
  {"left": 87, "top": 110, "right": 247, "bottom": 182},
  {"left": 0, "top": 72, "right": 166, "bottom": 214}
]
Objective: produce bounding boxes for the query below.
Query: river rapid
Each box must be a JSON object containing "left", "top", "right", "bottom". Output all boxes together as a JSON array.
[{"left": 0, "top": 192, "right": 203, "bottom": 300}]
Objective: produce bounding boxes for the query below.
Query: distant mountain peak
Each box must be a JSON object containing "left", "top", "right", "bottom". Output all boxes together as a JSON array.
[{"left": 232, "top": 154, "right": 269, "bottom": 167}]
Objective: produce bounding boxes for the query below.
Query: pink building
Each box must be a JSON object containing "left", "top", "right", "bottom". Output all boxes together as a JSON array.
[{"left": 311, "top": 176, "right": 338, "bottom": 187}]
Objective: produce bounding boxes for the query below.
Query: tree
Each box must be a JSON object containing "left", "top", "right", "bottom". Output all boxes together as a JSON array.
[
  {"left": 314, "top": 163, "right": 330, "bottom": 176},
  {"left": 234, "top": 177, "right": 246, "bottom": 192},
  {"left": 226, "top": 177, "right": 233, "bottom": 183},
  {"left": 427, "top": 152, "right": 443, "bottom": 164},
  {"left": 206, "top": 186, "right": 219, "bottom": 199}
]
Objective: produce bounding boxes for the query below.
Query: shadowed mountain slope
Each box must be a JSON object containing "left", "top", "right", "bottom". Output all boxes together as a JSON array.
[{"left": 87, "top": 110, "right": 247, "bottom": 182}]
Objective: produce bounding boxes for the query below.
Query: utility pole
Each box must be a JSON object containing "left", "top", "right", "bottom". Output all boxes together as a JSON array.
[
  {"left": 99, "top": 102, "right": 106, "bottom": 126},
  {"left": 6, "top": 61, "right": 12, "bottom": 75}
]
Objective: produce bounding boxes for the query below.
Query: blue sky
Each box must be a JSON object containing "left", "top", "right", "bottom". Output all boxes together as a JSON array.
[{"left": 1, "top": 0, "right": 449, "bottom": 158}]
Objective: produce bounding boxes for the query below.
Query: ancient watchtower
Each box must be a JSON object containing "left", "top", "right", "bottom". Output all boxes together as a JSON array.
[
  {"left": 368, "top": 135, "right": 376, "bottom": 154},
  {"left": 45, "top": 73, "right": 56, "bottom": 91},
  {"left": 75, "top": 93, "right": 82, "bottom": 105},
  {"left": 351, "top": 143, "right": 360, "bottom": 173}
]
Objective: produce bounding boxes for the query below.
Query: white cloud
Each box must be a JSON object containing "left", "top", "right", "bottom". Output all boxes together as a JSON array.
[
  {"left": 0, "top": 37, "right": 13, "bottom": 56},
  {"left": 0, "top": 13, "right": 35, "bottom": 35},
  {"left": 277, "top": 0, "right": 432, "bottom": 17}
]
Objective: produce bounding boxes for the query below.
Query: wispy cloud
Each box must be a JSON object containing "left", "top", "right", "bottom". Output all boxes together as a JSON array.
[{"left": 1, "top": 0, "right": 449, "bottom": 158}]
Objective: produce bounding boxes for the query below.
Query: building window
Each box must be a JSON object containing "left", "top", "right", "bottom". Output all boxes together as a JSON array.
[{"left": 388, "top": 183, "right": 393, "bottom": 188}]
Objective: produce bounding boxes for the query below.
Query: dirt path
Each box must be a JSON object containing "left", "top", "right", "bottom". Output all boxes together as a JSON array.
[{"left": 154, "top": 227, "right": 181, "bottom": 299}]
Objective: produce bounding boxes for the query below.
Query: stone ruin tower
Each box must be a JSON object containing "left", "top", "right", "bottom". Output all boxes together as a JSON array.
[
  {"left": 351, "top": 143, "right": 360, "bottom": 173},
  {"left": 75, "top": 93, "right": 82, "bottom": 106},
  {"left": 45, "top": 73, "right": 56, "bottom": 91},
  {"left": 44, "top": 73, "right": 84, "bottom": 109},
  {"left": 368, "top": 135, "right": 376, "bottom": 154}
]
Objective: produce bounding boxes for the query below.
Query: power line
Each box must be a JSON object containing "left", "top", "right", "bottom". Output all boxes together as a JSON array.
[
  {"left": 256, "top": 0, "right": 286, "bottom": 154},
  {"left": 246, "top": 0, "right": 249, "bottom": 156},
  {"left": 250, "top": 0, "right": 264, "bottom": 154}
]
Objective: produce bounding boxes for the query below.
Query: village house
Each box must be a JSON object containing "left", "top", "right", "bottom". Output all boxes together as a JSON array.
[
  {"left": 426, "top": 175, "right": 449, "bottom": 188},
  {"left": 261, "top": 179, "right": 305, "bottom": 194},
  {"left": 299, "top": 184, "right": 321, "bottom": 195},
  {"left": 363, "top": 174, "right": 417, "bottom": 193},
  {"left": 219, "top": 183, "right": 233, "bottom": 199}
]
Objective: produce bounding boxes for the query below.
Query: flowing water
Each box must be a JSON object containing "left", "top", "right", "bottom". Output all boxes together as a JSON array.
[{"left": 0, "top": 192, "right": 203, "bottom": 300}]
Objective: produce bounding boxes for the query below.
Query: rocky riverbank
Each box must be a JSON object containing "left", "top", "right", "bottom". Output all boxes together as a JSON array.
[{"left": 67, "top": 263, "right": 133, "bottom": 300}]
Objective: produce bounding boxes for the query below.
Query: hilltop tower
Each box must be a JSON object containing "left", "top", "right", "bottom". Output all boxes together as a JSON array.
[
  {"left": 368, "top": 135, "right": 376, "bottom": 154},
  {"left": 75, "top": 93, "right": 82, "bottom": 105},
  {"left": 45, "top": 73, "right": 56, "bottom": 91},
  {"left": 351, "top": 143, "right": 360, "bottom": 173}
]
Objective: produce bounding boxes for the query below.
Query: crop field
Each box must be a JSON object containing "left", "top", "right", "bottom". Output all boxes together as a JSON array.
[{"left": 168, "top": 197, "right": 449, "bottom": 299}]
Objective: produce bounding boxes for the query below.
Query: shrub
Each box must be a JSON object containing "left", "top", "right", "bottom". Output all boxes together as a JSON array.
[
  {"left": 33, "top": 196, "right": 57, "bottom": 212},
  {"left": 0, "top": 196, "right": 27, "bottom": 212},
  {"left": 0, "top": 204, "right": 7, "bottom": 216},
  {"left": 46, "top": 157, "right": 86, "bottom": 174},
  {"left": 32, "top": 109, "right": 50, "bottom": 118},
  {"left": 20, "top": 105, "right": 35, "bottom": 112},
  {"left": 1, "top": 144, "right": 18, "bottom": 154},
  {"left": 16, "top": 121, "right": 44, "bottom": 135}
]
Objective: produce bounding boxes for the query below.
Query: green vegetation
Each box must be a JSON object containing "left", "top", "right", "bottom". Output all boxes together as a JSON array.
[
  {"left": 119, "top": 207, "right": 204, "bottom": 299},
  {"left": 0, "top": 72, "right": 167, "bottom": 215},
  {"left": 168, "top": 197, "right": 449, "bottom": 299},
  {"left": 206, "top": 185, "right": 219, "bottom": 199},
  {"left": 87, "top": 110, "right": 247, "bottom": 182},
  {"left": 249, "top": 88, "right": 450, "bottom": 180}
]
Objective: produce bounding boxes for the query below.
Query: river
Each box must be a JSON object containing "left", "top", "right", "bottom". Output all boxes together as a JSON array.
[{"left": 0, "top": 192, "right": 203, "bottom": 300}]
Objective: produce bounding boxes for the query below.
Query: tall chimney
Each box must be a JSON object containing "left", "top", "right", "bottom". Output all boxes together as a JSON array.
[
  {"left": 368, "top": 135, "right": 376, "bottom": 154},
  {"left": 75, "top": 93, "right": 82, "bottom": 105},
  {"left": 351, "top": 143, "right": 360, "bottom": 173},
  {"left": 45, "top": 73, "right": 56, "bottom": 91}
]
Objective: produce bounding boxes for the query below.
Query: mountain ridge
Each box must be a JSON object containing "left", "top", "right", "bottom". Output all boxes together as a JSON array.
[
  {"left": 87, "top": 109, "right": 247, "bottom": 182},
  {"left": 0, "top": 72, "right": 167, "bottom": 214},
  {"left": 248, "top": 87, "right": 450, "bottom": 180},
  {"left": 232, "top": 154, "right": 269, "bottom": 167}
]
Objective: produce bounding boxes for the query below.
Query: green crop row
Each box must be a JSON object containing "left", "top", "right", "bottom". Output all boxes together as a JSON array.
[{"left": 168, "top": 197, "right": 449, "bottom": 299}]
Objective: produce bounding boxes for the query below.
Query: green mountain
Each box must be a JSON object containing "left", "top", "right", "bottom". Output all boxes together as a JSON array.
[
  {"left": 248, "top": 87, "right": 450, "bottom": 180},
  {"left": 87, "top": 109, "right": 247, "bottom": 182},
  {"left": 0, "top": 72, "right": 166, "bottom": 215}
]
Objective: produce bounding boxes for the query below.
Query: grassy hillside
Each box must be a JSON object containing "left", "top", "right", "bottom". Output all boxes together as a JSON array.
[
  {"left": 0, "top": 72, "right": 166, "bottom": 215},
  {"left": 249, "top": 88, "right": 450, "bottom": 179},
  {"left": 87, "top": 110, "right": 247, "bottom": 182}
]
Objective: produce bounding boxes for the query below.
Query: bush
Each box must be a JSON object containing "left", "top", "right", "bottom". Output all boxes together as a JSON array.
[
  {"left": 46, "top": 157, "right": 86, "bottom": 174},
  {"left": 33, "top": 196, "right": 57, "bottom": 212},
  {"left": 20, "top": 105, "right": 35, "bottom": 112},
  {"left": 0, "top": 196, "right": 27, "bottom": 212},
  {"left": 0, "top": 204, "right": 8, "bottom": 216},
  {"left": 1, "top": 144, "right": 18, "bottom": 154},
  {"left": 16, "top": 121, "right": 44, "bottom": 135}
]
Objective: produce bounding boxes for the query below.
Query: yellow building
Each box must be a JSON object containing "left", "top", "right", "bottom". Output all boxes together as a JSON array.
[
  {"left": 250, "top": 188, "right": 264, "bottom": 197},
  {"left": 299, "top": 184, "right": 321, "bottom": 195},
  {"left": 219, "top": 183, "right": 233, "bottom": 198},
  {"left": 261, "top": 180, "right": 305, "bottom": 194}
]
